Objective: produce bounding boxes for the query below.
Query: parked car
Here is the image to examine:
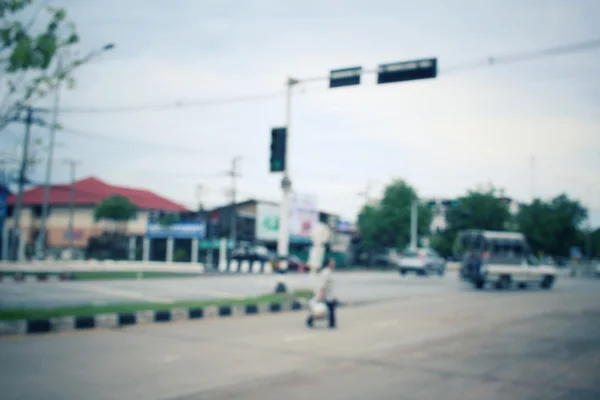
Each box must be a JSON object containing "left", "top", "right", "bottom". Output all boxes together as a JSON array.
[
  {"left": 397, "top": 248, "right": 446, "bottom": 276},
  {"left": 231, "top": 245, "right": 275, "bottom": 264}
]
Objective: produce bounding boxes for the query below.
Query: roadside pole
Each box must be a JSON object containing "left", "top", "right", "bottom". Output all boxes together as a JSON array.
[
  {"left": 276, "top": 78, "right": 297, "bottom": 271},
  {"left": 63, "top": 159, "right": 81, "bottom": 258},
  {"left": 37, "top": 58, "right": 62, "bottom": 260},
  {"left": 12, "top": 107, "right": 34, "bottom": 262},
  {"left": 271, "top": 58, "right": 437, "bottom": 285},
  {"left": 410, "top": 200, "right": 418, "bottom": 250}
]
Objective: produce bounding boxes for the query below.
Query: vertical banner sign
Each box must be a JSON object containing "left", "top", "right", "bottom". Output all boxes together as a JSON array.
[
  {"left": 255, "top": 202, "right": 280, "bottom": 241},
  {"left": 289, "top": 193, "right": 319, "bottom": 239},
  {"left": 329, "top": 66, "right": 362, "bottom": 88},
  {"left": 377, "top": 58, "right": 437, "bottom": 84}
]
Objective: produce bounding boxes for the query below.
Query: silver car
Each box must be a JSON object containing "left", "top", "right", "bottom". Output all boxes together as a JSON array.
[{"left": 397, "top": 248, "right": 446, "bottom": 276}]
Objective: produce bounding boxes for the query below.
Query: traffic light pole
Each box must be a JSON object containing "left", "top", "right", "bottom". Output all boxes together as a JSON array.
[{"left": 276, "top": 78, "right": 297, "bottom": 270}]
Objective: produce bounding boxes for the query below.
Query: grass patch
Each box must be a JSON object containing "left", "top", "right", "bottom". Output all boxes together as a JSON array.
[
  {"left": 0, "top": 290, "right": 314, "bottom": 321},
  {"left": 71, "top": 271, "right": 201, "bottom": 280},
  {"left": 0, "top": 271, "right": 202, "bottom": 280}
]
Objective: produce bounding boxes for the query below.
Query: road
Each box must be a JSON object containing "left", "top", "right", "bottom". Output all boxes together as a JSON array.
[
  {"left": 0, "top": 270, "right": 467, "bottom": 309},
  {"left": 0, "top": 268, "right": 577, "bottom": 309},
  {"left": 1, "top": 275, "right": 599, "bottom": 400}
]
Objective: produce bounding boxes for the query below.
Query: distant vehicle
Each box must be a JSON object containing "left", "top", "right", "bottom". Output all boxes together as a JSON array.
[
  {"left": 455, "top": 230, "right": 557, "bottom": 290},
  {"left": 281, "top": 255, "right": 307, "bottom": 273},
  {"left": 396, "top": 248, "right": 446, "bottom": 276},
  {"left": 231, "top": 245, "right": 275, "bottom": 264}
]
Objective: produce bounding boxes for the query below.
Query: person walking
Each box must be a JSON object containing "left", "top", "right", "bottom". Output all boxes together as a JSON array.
[{"left": 306, "top": 258, "right": 338, "bottom": 329}]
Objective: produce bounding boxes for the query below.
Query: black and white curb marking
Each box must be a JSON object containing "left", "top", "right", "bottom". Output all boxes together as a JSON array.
[
  {"left": 0, "top": 273, "right": 73, "bottom": 283},
  {"left": 0, "top": 299, "right": 309, "bottom": 336},
  {"left": 218, "top": 259, "right": 273, "bottom": 274}
]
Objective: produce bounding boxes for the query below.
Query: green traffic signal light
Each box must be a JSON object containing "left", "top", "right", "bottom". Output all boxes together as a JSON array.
[{"left": 269, "top": 127, "right": 287, "bottom": 172}]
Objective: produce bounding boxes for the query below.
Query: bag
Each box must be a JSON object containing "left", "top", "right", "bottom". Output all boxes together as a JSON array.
[{"left": 309, "top": 297, "right": 327, "bottom": 319}]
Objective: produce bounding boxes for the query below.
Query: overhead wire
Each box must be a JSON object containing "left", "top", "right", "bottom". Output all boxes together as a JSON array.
[
  {"left": 57, "top": 126, "right": 208, "bottom": 153},
  {"left": 36, "top": 37, "right": 600, "bottom": 156},
  {"left": 56, "top": 38, "right": 600, "bottom": 115}
]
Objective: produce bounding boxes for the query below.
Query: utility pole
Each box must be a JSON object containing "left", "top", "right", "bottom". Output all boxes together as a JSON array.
[
  {"left": 11, "top": 107, "right": 34, "bottom": 261},
  {"left": 276, "top": 78, "right": 297, "bottom": 270},
  {"left": 410, "top": 199, "right": 418, "bottom": 250},
  {"left": 357, "top": 181, "right": 374, "bottom": 205},
  {"left": 64, "top": 159, "right": 81, "bottom": 257},
  {"left": 196, "top": 184, "right": 206, "bottom": 211},
  {"left": 530, "top": 154, "right": 536, "bottom": 202},
  {"left": 37, "top": 58, "right": 63, "bottom": 260},
  {"left": 228, "top": 156, "right": 241, "bottom": 248}
]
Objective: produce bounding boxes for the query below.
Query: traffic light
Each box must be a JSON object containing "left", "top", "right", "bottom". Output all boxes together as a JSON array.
[{"left": 269, "top": 127, "right": 286, "bottom": 172}]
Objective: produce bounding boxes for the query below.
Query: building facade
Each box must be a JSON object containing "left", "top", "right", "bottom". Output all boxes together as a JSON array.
[{"left": 4, "top": 177, "right": 188, "bottom": 256}]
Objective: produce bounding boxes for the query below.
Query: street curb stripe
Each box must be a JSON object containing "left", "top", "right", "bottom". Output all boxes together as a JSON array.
[
  {"left": 154, "top": 310, "right": 171, "bottom": 323},
  {"left": 27, "top": 320, "right": 52, "bottom": 334},
  {"left": 245, "top": 304, "right": 259, "bottom": 315},
  {"left": 188, "top": 308, "right": 204, "bottom": 319},
  {"left": 218, "top": 305, "right": 232, "bottom": 317},
  {"left": 0, "top": 298, "right": 320, "bottom": 337},
  {"left": 118, "top": 313, "right": 136, "bottom": 326},
  {"left": 75, "top": 316, "right": 96, "bottom": 330}
]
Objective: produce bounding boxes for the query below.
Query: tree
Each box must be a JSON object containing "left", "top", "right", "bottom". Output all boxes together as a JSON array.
[
  {"left": 446, "top": 186, "right": 511, "bottom": 233},
  {"left": 429, "top": 185, "right": 511, "bottom": 258},
  {"left": 517, "top": 194, "right": 587, "bottom": 257},
  {"left": 1, "top": 0, "right": 82, "bottom": 132},
  {"left": 357, "top": 179, "right": 432, "bottom": 252},
  {"left": 94, "top": 195, "right": 138, "bottom": 231},
  {"left": 591, "top": 228, "right": 600, "bottom": 259}
]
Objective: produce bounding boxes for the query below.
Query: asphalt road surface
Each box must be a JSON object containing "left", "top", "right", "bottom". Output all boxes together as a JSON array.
[
  {"left": 0, "top": 269, "right": 575, "bottom": 309},
  {"left": 1, "top": 276, "right": 599, "bottom": 400}
]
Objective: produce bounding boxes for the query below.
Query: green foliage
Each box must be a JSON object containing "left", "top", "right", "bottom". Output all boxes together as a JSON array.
[
  {"left": 94, "top": 195, "right": 138, "bottom": 223},
  {"left": 0, "top": 0, "right": 84, "bottom": 132},
  {"left": 357, "top": 179, "right": 432, "bottom": 251},
  {"left": 429, "top": 185, "right": 511, "bottom": 257},
  {"left": 592, "top": 228, "right": 600, "bottom": 258},
  {"left": 517, "top": 194, "right": 587, "bottom": 257},
  {"left": 429, "top": 231, "right": 455, "bottom": 258},
  {"left": 174, "top": 248, "right": 187, "bottom": 262},
  {"left": 446, "top": 186, "right": 510, "bottom": 232}
]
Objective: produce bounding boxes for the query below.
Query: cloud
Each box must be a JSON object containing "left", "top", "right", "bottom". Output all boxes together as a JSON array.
[{"left": 36, "top": 0, "right": 600, "bottom": 225}]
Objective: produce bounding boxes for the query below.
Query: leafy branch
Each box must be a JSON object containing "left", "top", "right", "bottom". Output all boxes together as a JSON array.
[{"left": 0, "top": 0, "right": 84, "bottom": 132}]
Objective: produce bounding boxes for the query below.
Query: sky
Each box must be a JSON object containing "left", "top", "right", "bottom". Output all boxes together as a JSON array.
[{"left": 3, "top": 0, "right": 600, "bottom": 225}]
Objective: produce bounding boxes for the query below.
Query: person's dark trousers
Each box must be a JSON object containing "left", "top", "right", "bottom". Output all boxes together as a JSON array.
[{"left": 326, "top": 300, "right": 337, "bottom": 328}]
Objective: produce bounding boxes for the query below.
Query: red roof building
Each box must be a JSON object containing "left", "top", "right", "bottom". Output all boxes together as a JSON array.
[
  {"left": 6, "top": 176, "right": 189, "bottom": 251},
  {"left": 7, "top": 176, "right": 188, "bottom": 211}
]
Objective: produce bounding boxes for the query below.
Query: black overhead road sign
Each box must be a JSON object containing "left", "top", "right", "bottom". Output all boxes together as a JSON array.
[
  {"left": 377, "top": 58, "right": 437, "bottom": 85},
  {"left": 329, "top": 66, "right": 362, "bottom": 88}
]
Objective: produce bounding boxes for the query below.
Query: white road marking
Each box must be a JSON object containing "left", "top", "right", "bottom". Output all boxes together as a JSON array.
[
  {"left": 75, "top": 283, "right": 174, "bottom": 304},
  {"left": 376, "top": 319, "right": 399, "bottom": 329},
  {"left": 283, "top": 333, "right": 316, "bottom": 343}
]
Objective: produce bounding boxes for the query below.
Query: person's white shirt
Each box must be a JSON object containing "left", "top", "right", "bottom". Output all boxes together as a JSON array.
[{"left": 317, "top": 267, "right": 334, "bottom": 301}]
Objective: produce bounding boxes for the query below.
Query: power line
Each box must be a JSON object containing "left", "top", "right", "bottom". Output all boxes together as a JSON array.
[
  {"left": 57, "top": 126, "right": 207, "bottom": 153},
  {"left": 59, "top": 92, "right": 284, "bottom": 114},
  {"left": 56, "top": 38, "right": 600, "bottom": 115}
]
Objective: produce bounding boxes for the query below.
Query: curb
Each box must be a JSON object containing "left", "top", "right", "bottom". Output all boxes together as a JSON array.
[
  {"left": 0, "top": 299, "right": 365, "bottom": 337},
  {"left": 0, "top": 298, "right": 309, "bottom": 336},
  {"left": 0, "top": 273, "right": 73, "bottom": 284}
]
